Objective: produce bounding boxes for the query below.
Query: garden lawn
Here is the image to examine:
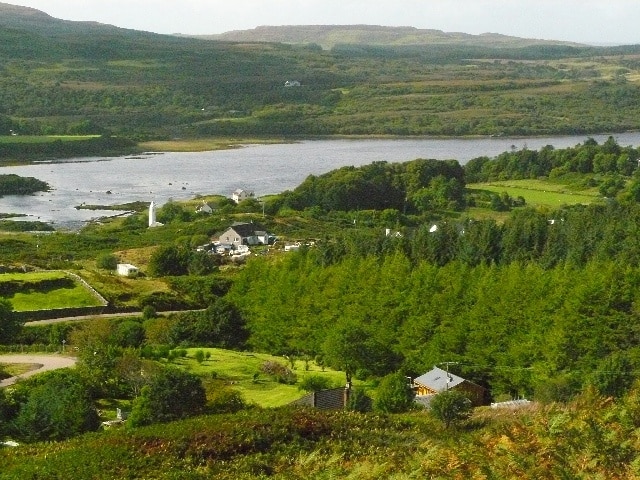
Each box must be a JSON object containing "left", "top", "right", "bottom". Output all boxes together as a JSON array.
[{"left": 175, "top": 348, "right": 355, "bottom": 408}]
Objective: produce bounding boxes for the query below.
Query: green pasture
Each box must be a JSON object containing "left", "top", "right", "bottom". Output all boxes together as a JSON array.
[
  {"left": 138, "top": 137, "right": 284, "bottom": 152},
  {"left": 469, "top": 179, "right": 602, "bottom": 207},
  {"left": 0, "top": 135, "right": 99, "bottom": 144},
  {"left": 175, "top": 348, "right": 354, "bottom": 408},
  {"left": 0, "top": 270, "right": 103, "bottom": 312}
]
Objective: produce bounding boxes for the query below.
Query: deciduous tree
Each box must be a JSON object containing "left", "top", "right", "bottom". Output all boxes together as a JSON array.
[{"left": 429, "top": 390, "right": 472, "bottom": 428}]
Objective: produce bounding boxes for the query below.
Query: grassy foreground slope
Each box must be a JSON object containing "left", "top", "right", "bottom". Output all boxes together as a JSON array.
[{"left": 1, "top": 389, "right": 638, "bottom": 479}]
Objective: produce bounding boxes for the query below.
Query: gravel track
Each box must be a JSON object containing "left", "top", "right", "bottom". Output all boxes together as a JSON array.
[{"left": 0, "top": 354, "right": 77, "bottom": 387}]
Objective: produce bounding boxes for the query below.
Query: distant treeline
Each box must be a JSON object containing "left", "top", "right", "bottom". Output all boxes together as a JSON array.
[
  {"left": 304, "top": 201, "right": 640, "bottom": 268},
  {"left": 0, "top": 136, "right": 137, "bottom": 163},
  {"left": 331, "top": 43, "right": 640, "bottom": 62}
]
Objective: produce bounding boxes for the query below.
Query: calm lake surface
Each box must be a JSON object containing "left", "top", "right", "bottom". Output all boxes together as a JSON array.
[{"left": 2, "top": 133, "right": 640, "bottom": 229}]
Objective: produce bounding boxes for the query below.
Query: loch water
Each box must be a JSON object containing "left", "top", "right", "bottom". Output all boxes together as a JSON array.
[{"left": 2, "top": 134, "right": 640, "bottom": 229}]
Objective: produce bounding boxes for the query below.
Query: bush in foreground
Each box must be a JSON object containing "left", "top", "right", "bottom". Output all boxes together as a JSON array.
[{"left": 128, "top": 367, "right": 206, "bottom": 427}]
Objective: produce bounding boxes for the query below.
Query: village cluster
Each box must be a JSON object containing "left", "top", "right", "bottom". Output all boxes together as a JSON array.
[{"left": 117, "top": 189, "right": 300, "bottom": 278}]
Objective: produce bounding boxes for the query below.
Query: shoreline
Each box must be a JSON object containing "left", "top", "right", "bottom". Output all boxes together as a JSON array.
[{"left": 137, "top": 131, "right": 640, "bottom": 153}]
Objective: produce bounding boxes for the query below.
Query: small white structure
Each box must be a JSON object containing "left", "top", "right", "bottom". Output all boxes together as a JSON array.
[
  {"left": 148, "top": 201, "right": 163, "bottom": 228},
  {"left": 284, "top": 80, "right": 301, "bottom": 87},
  {"left": 284, "top": 243, "right": 300, "bottom": 252},
  {"left": 491, "top": 399, "right": 532, "bottom": 409},
  {"left": 117, "top": 263, "right": 139, "bottom": 277},
  {"left": 232, "top": 189, "right": 255, "bottom": 204}
]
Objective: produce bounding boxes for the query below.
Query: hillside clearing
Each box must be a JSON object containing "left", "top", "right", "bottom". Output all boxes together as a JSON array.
[{"left": 469, "top": 179, "right": 602, "bottom": 207}]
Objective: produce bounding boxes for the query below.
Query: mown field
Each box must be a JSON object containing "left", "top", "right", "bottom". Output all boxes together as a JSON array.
[
  {"left": 469, "top": 178, "right": 602, "bottom": 208},
  {"left": 176, "top": 347, "right": 360, "bottom": 408},
  {"left": 0, "top": 271, "right": 103, "bottom": 312}
]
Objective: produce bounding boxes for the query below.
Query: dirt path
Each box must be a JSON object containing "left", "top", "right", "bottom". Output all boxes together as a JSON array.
[{"left": 0, "top": 354, "right": 77, "bottom": 387}]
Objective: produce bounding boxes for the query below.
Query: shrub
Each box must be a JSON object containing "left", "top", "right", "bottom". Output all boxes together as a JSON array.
[
  {"left": 207, "top": 388, "right": 246, "bottom": 414},
  {"left": 260, "top": 360, "right": 297, "bottom": 385},
  {"left": 298, "top": 374, "right": 333, "bottom": 392},
  {"left": 141, "top": 305, "right": 157, "bottom": 320},
  {"left": 346, "top": 388, "right": 373, "bottom": 412},
  {"left": 96, "top": 253, "right": 118, "bottom": 270},
  {"left": 11, "top": 370, "right": 99, "bottom": 442},
  {"left": 195, "top": 349, "right": 205, "bottom": 364},
  {"left": 128, "top": 367, "right": 206, "bottom": 427},
  {"left": 429, "top": 390, "right": 472, "bottom": 429},
  {"left": 374, "top": 372, "right": 415, "bottom": 413},
  {"left": 138, "top": 291, "right": 191, "bottom": 311}
]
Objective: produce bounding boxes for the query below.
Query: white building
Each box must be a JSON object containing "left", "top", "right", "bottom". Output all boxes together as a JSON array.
[
  {"left": 232, "top": 189, "right": 255, "bottom": 204},
  {"left": 117, "top": 263, "right": 139, "bottom": 277}
]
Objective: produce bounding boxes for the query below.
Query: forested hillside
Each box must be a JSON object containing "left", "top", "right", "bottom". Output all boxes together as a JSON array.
[{"left": 1, "top": 4, "right": 640, "bottom": 139}]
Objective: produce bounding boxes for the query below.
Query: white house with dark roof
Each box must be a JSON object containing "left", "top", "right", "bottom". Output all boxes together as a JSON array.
[{"left": 216, "top": 222, "right": 273, "bottom": 246}]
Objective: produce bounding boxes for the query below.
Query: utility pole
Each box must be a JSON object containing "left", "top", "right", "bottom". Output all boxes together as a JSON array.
[{"left": 439, "top": 361, "right": 458, "bottom": 391}]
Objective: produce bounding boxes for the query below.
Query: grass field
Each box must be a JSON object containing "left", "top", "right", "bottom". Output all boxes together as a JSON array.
[
  {"left": 0, "top": 135, "right": 99, "bottom": 144},
  {"left": 469, "top": 179, "right": 602, "bottom": 208},
  {"left": 174, "top": 348, "right": 359, "bottom": 408},
  {"left": 0, "top": 271, "right": 103, "bottom": 312},
  {"left": 138, "top": 137, "right": 287, "bottom": 152}
]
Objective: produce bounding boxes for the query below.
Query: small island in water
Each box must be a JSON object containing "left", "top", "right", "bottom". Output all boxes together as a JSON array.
[{"left": 0, "top": 174, "right": 50, "bottom": 196}]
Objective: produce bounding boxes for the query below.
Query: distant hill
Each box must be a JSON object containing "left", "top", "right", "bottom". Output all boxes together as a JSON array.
[
  {"left": 189, "top": 25, "right": 584, "bottom": 49},
  {"left": 0, "top": 2, "right": 123, "bottom": 34}
]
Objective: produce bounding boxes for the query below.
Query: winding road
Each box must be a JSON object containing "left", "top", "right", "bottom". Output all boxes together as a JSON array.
[{"left": 0, "top": 354, "right": 77, "bottom": 387}]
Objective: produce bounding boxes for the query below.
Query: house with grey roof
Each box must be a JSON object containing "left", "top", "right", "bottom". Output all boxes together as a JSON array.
[
  {"left": 413, "top": 366, "right": 486, "bottom": 406},
  {"left": 215, "top": 221, "right": 274, "bottom": 247}
]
